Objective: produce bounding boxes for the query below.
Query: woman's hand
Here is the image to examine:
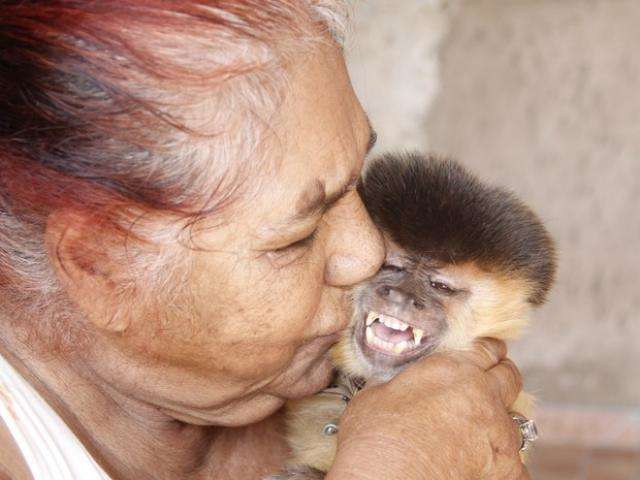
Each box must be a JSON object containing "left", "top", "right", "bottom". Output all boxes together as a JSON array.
[{"left": 327, "top": 338, "right": 529, "bottom": 480}]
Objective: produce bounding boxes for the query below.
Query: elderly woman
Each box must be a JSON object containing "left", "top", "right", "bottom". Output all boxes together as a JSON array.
[{"left": 0, "top": 2, "right": 529, "bottom": 479}]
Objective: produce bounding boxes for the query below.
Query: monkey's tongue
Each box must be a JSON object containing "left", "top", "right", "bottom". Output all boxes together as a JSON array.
[{"left": 372, "top": 322, "right": 414, "bottom": 344}]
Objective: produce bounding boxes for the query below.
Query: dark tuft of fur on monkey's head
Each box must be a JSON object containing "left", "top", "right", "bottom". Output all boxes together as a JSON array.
[{"left": 358, "top": 153, "right": 557, "bottom": 305}]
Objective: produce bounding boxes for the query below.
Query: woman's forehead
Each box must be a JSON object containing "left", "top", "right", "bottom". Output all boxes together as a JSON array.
[{"left": 241, "top": 45, "right": 372, "bottom": 226}]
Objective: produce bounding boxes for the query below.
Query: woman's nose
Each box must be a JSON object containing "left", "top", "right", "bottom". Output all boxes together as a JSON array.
[{"left": 323, "top": 191, "right": 385, "bottom": 286}]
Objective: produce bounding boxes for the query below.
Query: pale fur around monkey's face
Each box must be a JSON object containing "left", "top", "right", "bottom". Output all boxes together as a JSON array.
[
  {"left": 333, "top": 237, "right": 534, "bottom": 382},
  {"left": 331, "top": 154, "right": 556, "bottom": 383}
]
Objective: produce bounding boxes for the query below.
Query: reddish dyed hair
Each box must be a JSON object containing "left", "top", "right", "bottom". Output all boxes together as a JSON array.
[
  {"left": 0, "top": 1, "right": 347, "bottom": 345},
  {"left": 0, "top": 1, "right": 341, "bottom": 221}
]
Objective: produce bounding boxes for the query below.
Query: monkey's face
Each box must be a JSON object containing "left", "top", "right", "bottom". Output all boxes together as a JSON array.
[
  {"left": 333, "top": 235, "right": 536, "bottom": 381},
  {"left": 332, "top": 152, "right": 556, "bottom": 381},
  {"left": 336, "top": 240, "right": 465, "bottom": 380}
]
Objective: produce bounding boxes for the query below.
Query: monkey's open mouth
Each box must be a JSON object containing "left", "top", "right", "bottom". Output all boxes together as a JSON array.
[{"left": 363, "top": 311, "right": 425, "bottom": 356}]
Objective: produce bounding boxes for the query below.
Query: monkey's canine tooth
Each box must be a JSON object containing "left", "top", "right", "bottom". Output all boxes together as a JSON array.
[
  {"left": 413, "top": 328, "right": 424, "bottom": 346},
  {"left": 365, "top": 326, "right": 374, "bottom": 344},
  {"left": 366, "top": 312, "right": 378, "bottom": 326}
]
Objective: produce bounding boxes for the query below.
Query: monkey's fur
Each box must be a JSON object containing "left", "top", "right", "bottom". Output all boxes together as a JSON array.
[{"left": 269, "top": 153, "right": 556, "bottom": 479}]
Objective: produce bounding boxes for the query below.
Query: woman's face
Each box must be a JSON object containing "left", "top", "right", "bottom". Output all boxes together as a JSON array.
[{"left": 85, "top": 43, "right": 384, "bottom": 427}]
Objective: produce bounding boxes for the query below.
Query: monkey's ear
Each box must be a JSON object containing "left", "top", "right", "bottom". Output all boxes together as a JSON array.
[{"left": 44, "top": 209, "right": 131, "bottom": 333}]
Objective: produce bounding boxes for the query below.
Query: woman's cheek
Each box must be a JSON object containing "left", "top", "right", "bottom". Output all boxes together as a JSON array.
[
  {"left": 258, "top": 252, "right": 327, "bottom": 339},
  {"left": 218, "top": 253, "right": 324, "bottom": 342}
]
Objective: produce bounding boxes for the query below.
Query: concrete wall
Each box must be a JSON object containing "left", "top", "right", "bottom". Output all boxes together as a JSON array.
[
  {"left": 345, "top": 0, "right": 448, "bottom": 152},
  {"left": 347, "top": 0, "right": 640, "bottom": 409}
]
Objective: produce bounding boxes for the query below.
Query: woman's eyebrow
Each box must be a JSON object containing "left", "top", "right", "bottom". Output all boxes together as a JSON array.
[
  {"left": 289, "top": 128, "right": 377, "bottom": 221},
  {"left": 257, "top": 174, "right": 357, "bottom": 237},
  {"left": 292, "top": 173, "right": 359, "bottom": 222},
  {"left": 266, "top": 127, "right": 377, "bottom": 233}
]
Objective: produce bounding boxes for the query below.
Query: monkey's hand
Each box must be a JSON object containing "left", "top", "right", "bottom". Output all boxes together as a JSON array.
[
  {"left": 265, "top": 465, "right": 325, "bottom": 480},
  {"left": 326, "top": 339, "right": 530, "bottom": 480}
]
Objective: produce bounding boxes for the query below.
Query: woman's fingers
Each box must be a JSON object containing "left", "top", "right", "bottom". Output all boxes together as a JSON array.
[
  {"left": 518, "top": 465, "right": 532, "bottom": 480},
  {"left": 339, "top": 336, "right": 530, "bottom": 480},
  {"left": 505, "top": 453, "right": 532, "bottom": 480},
  {"left": 499, "top": 461, "right": 532, "bottom": 480},
  {"left": 454, "top": 337, "right": 508, "bottom": 370},
  {"left": 492, "top": 418, "right": 531, "bottom": 480},
  {"left": 486, "top": 358, "right": 523, "bottom": 407}
]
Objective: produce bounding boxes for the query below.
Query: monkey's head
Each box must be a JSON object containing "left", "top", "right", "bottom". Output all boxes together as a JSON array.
[{"left": 333, "top": 153, "right": 556, "bottom": 381}]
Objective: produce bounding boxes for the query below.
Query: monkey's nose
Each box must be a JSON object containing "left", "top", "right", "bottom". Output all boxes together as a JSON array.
[{"left": 376, "top": 286, "right": 423, "bottom": 310}]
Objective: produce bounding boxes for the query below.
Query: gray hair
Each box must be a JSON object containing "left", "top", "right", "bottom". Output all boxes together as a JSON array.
[{"left": 0, "top": 1, "right": 349, "bottom": 351}]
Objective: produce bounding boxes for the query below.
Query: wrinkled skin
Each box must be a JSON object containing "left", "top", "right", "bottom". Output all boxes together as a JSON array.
[
  {"left": 329, "top": 339, "right": 530, "bottom": 480},
  {"left": 0, "top": 39, "right": 527, "bottom": 480}
]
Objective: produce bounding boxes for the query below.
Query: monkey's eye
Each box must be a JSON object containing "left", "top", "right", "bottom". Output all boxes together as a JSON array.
[
  {"left": 429, "top": 280, "right": 454, "bottom": 294},
  {"left": 381, "top": 263, "right": 404, "bottom": 273}
]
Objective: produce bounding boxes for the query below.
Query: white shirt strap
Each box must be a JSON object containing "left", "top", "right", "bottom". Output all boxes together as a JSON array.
[{"left": 0, "top": 353, "right": 112, "bottom": 480}]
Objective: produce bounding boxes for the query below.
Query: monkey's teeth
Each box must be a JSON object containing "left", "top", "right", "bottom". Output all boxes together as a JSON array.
[
  {"left": 413, "top": 328, "right": 424, "bottom": 346},
  {"left": 393, "top": 341, "right": 411, "bottom": 354},
  {"left": 379, "top": 314, "right": 409, "bottom": 332},
  {"left": 366, "top": 326, "right": 374, "bottom": 343},
  {"left": 366, "top": 312, "right": 378, "bottom": 326},
  {"left": 366, "top": 326, "right": 397, "bottom": 353},
  {"left": 366, "top": 326, "right": 413, "bottom": 355}
]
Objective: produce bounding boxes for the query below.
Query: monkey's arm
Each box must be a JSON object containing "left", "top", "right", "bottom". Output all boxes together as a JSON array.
[
  {"left": 268, "top": 377, "right": 353, "bottom": 479},
  {"left": 283, "top": 390, "right": 348, "bottom": 472}
]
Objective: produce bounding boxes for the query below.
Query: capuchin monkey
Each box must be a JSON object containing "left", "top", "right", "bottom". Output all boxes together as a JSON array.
[{"left": 268, "top": 153, "right": 556, "bottom": 480}]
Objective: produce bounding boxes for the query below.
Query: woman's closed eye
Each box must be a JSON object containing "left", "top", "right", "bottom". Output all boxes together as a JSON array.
[
  {"left": 266, "top": 229, "right": 318, "bottom": 266},
  {"left": 276, "top": 230, "right": 318, "bottom": 252}
]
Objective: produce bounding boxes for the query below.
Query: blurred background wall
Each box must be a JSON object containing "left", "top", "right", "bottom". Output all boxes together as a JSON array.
[{"left": 347, "top": 0, "right": 640, "bottom": 476}]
